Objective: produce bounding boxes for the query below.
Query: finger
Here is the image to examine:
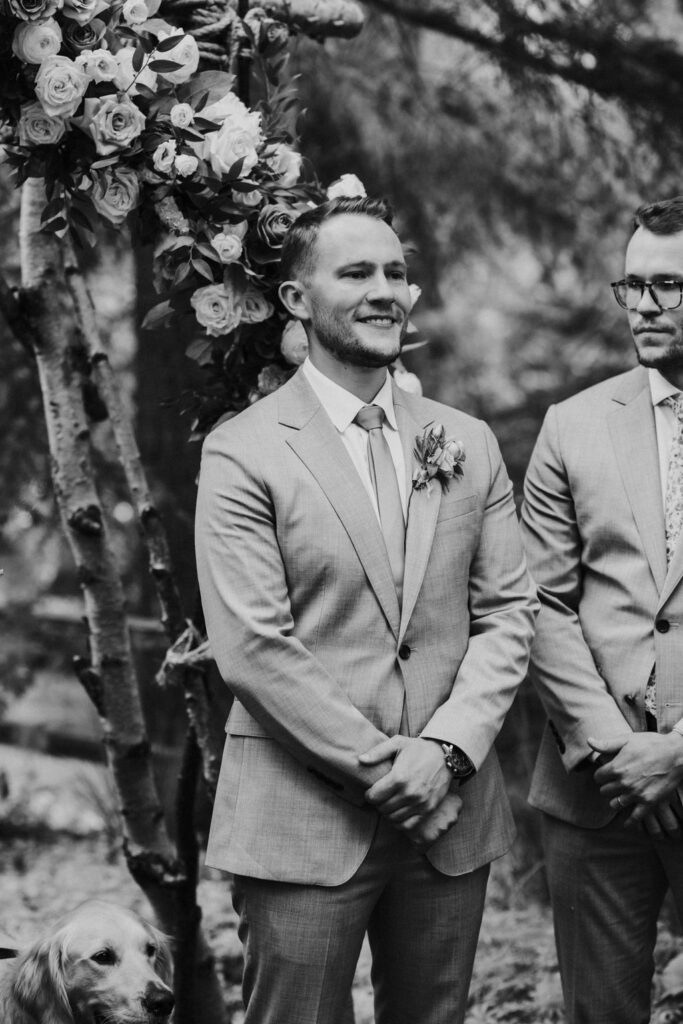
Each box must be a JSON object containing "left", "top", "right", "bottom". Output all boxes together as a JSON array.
[
  {"left": 656, "top": 804, "right": 682, "bottom": 838},
  {"left": 609, "top": 792, "right": 632, "bottom": 812},
  {"left": 587, "top": 735, "right": 630, "bottom": 755},
  {"left": 359, "top": 736, "right": 405, "bottom": 765},
  {"left": 637, "top": 811, "right": 663, "bottom": 838}
]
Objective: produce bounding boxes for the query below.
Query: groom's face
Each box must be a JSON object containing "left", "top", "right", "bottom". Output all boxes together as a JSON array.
[
  {"left": 625, "top": 226, "right": 683, "bottom": 376},
  {"left": 299, "top": 213, "right": 412, "bottom": 369}
]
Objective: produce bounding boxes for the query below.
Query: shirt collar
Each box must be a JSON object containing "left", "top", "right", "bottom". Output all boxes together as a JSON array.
[
  {"left": 648, "top": 367, "right": 681, "bottom": 407},
  {"left": 302, "top": 358, "right": 398, "bottom": 432}
]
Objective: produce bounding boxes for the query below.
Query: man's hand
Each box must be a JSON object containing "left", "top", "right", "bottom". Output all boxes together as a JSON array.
[
  {"left": 631, "top": 798, "right": 683, "bottom": 839},
  {"left": 588, "top": 731, "right": 683, "bottom": 819},
  {"left": 359, "top": 736, "right": 452, "bottom": 824},
  {"left": 403, "top": 789, "right": 463, "bottom": 850}
]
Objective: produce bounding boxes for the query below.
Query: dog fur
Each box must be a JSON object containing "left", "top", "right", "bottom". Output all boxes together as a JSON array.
[{"left": 0, "top": 899, "right": 174, "bottom": 1024}]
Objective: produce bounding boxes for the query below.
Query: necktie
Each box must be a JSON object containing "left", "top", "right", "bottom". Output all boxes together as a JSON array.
[
  {"left": 354, "top": 405, "right": 405, "bottom": 601},
  {"left": 645, "top": 394, "right": 683, "bottom": 720}
]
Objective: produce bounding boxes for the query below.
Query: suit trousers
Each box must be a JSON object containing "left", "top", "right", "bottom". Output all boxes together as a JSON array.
[
  {"left": 231, "top": 815, "right": 490, "bottom": 1024},
  {"left": 542, "top": 811, "right": 683, "bottom": 1024}
]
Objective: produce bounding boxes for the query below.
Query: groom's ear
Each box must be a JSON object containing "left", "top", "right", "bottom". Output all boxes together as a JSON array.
[{"left": 279, "top": 280, "right": 311, "bottom": 321}]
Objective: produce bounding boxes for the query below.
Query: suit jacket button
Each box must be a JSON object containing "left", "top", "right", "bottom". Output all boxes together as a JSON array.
[
  {"left": 656, "top": 619, "right": 670, "bottom": 634},
  {"left": 398, "top": 643, "right": 411, "bottom": 660}
]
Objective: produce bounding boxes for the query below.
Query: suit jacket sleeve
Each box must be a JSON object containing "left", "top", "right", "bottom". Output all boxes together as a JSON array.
[
  {"left": 195, "top": 425, "right": 392, "bottom": 807},
  {"left": 520, "top": 404, "right": 632, "bottom": 770},
  {"left": 420, "top": 423, "right": 539, "bottom": 768}
]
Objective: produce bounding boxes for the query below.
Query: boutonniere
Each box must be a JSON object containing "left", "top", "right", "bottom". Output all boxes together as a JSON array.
[{"left": 412, "top": 422, "right": 466, "bottom": 495}]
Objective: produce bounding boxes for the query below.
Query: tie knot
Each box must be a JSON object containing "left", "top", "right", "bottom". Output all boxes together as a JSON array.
[
  {"left": 354, "top": 405, "right": 386, "bottom": 432},
  {"left": 664, "top": 394, "right": 683, "bottom": 420}
]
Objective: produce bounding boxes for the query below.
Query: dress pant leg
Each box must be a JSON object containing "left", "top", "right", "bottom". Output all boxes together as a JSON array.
[
  {"left": 367, "top": 820, "right": 490, "bottom": 1024},
  {"left": 543, "top": 812, "right": 669, "bottom": 1024}
]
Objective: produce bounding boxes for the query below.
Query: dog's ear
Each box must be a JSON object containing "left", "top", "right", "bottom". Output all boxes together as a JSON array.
[
  {"left": 13, "top": 932, "right": 73, "bottom": 1024},
  {"left": 149, "top": 924, "right": 174, "bottom": 988}
]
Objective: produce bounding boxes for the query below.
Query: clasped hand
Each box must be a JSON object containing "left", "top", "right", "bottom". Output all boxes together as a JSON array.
[
  {"left": 359, "top": 736, "right": 461, "bottom": 849},
  {"left": 588, "top": 731, "right": 683, "bottom": 837}
]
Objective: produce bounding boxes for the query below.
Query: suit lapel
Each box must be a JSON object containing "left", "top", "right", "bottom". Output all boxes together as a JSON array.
[
  {"left": 280, "top": 370, "right": 401, "bottom": 637},
  {"left": 607, "top": 369, "right": 667, "bottom": 593},
  {"left": 393, "top": 387, "right": 443, "bottom": 639}
]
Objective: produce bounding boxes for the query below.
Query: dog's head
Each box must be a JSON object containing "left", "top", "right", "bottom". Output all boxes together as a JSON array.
[{"left": 12, "top": 900, "right": 174, "bottom": 1024}]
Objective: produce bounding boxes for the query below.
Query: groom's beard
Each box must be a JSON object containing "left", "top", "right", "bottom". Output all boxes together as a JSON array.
[{"left": 310, "top": 301, "right": 402, "bottom": 369}]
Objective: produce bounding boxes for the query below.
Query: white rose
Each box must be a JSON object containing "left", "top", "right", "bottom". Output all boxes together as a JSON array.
[
  {"left": 233, "top": 187, "right": 262, "bottom": 208},
  {"left": 205, "top": 125, "right": 259, "bottom": 178},
  {"left": 114, "top": 45, "right": 157, "bottom": 95},
  {"left": 34, "top": 55, "right": 88, "bottom": 118},
  {"left": 12, "top": 19, "right": 62, "bottom": 64},
  {"left": 153, "top": 139, "right": 176, "bottom": 173},
  {"left": 76, "top": 94, "right": 146, "bottom": 155},
  {"left": 393, "top": 367, "right": 423, "bottom": 396},
  {"left": 62, "top": 0, "right": 107, "bottom": 24},
  {"left": 240, "top": 286, "right": 274, "bottom": 324},
  {"left": 191, "top": 283, "right": 242, "bottom": 337},
  {"left": 7, "top": 0, "right": 62, "bottom": 21},
  {"left": 202, "top": 90, "right": 258, "bottom": 128},
  {"left": 18, "top": 101, "right": 66, "bottom": 145},
  {"left": 408, "top": 283, "right": 421, "bottom": 311},
  {"left": 91, "top": 166, "right": 140, "bottom": 226},
  {"left": 122, "top": 0, "right": 147, "bottom": 22},
  {"left": 326, "top": 173, "right": 366, "bottom": 200},
  {"left": 155, "top": 29, "right": 199, "bottom": 84},
  {"left": 211, "top": 231, "right": 243, "bottom": 264},
  {"left": 267, "top": 143, "right": 302, "bottom": 187},
  {"left": 170, "top": 102, "right": 194, "bottom": 128},
  {"left": 280, "top": 319, "right": 308, "bottom": 366},
  {"left": 74, "top": 47, "right": 118, "bottom": 82},
  {"left": 174, "top": 153, "right": 198, "bottom": 177}
]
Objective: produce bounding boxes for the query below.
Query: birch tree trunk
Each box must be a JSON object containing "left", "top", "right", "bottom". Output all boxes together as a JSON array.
[{"left": 18, "top": 176, "right": 229, "bottom": 1024}]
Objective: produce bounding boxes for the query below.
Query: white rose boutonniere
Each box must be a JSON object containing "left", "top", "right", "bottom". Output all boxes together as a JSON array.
[{"left": 412, "top": 422, "right": 465, "bottom": 495}]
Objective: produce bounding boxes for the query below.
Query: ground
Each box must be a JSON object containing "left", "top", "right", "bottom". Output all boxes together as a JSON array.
[{"left": 0, "top": 743, "right": 681, "bottom": 1023}]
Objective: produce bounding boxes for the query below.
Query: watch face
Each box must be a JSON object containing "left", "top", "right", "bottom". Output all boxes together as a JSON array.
[{"left": 443, "top": 744, "right": 473, "bottom": 777}]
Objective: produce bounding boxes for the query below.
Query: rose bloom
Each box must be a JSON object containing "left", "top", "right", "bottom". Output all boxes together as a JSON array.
[
  {"left": 13, "top": 19, "right": 62, "bottom": 63},
  {"left": 74, "top": 47, "right": 118, "bottom": 82},
  {"left": 240, "top": 286, "right": 274, "bottom": 324},
  {"left": 191, "top": 283, "right": 242, "bottom": 337},
  {"left": 256, "top": 204, "right": 295, "bottom": 250},
  {"left": 257, "top": 363, "right": 289, "bottom": 396},
  {"left": 233, "top": 187, "right": 262, "bottom": 208},
  {"left": 7, "top": 0, "right": 62, "bottom": 22},
  {"left": 202, "top": 89, "right": 259, "bottom": 127},
  {"left": 152, "top": 139, "right": 176, "bottom": 173},
  {"left": 205, "top": 124, "right": 260, "bottom": 178},
  {"left": 174, "top": 153, "right": 197, "bottom": 177},
  {"left": 155, "top": 29, "right": 199, "bottom": 84},
  {"left": 35, "top": 55, "right": 88, "bottom": 118},
  {"left": 62, "top": 17, "right": 105, "bottom": 51},
  {"left": 91, "top": 166, "right": 140, "bottom": 226},
  {"left": 114, "top": 45, "right": 157, "bottom": 94},
  {"left": 393, "top": 366, "right": 423, "bottom": 396},
  {"left": 211, "top": 231, "right": 243, "bottom": 264},
  {"left": 280, "top": 319, "right": 308, "bottom": 366},
  {"left": 156, "top": 195, "right": 190, "bottom": 233},
  {"left": 408, "top": 283, "right": 421, "bottom": 311},
  {"left": 62, "top": 0, "right": 107, "bottom": 24},
  {"left": 326, "top": 173, "right": 366, "bottom": 200},
  {"left": 267, "top": 143, "right": 301, "bottom": 187},
  {"left": 122, "top": 0, "right": 147, "bottom": 23},
  {"left": 170, "top": 102, "right": 194, "bottom": 128},
  {"left": 18, "top": 101, "right": 66, "bottom": 146},
  {"left": 78, "top": 94, "right": 146, "bottom": 155}
]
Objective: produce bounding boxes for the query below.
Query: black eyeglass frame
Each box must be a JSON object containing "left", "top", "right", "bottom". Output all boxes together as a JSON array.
[{"left": 611, "top": 278, "right": 683, "bottom": 311}]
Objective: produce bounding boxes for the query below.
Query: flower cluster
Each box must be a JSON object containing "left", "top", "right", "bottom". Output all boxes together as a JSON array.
[{"left": 412, "top": 423, "right": 466, "bottom": 495}]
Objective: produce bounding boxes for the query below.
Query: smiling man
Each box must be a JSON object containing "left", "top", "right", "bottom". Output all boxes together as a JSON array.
[
  {"left": 195, "top": 195, "right": 537, "bottom": 1024},
  {"left": 521, "top": 196, "right": 683, "bottom": 1024}
]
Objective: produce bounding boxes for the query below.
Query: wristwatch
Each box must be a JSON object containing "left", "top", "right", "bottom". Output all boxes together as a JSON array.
[{"left": 440, "top": 742, "right": 475, "bottom": 779}]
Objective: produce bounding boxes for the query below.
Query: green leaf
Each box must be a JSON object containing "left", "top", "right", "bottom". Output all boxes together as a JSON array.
[
  {"left": 177, "top": 70, "right": 235, "bottom": 107},
  {"left": 132, "top": 44, "right": 145, "bottom": 73},
  {"left": 142, "top": 299, "right": 175, "bottom": 330},
  {"left": 155, "top": 33, "right": 186, "bottom": 52},
  {"left": 149, "top": 59, "right": 183, "bottom": 73},
  {"left": 191, "top": 257, "right": 214, "bottom": 281}
]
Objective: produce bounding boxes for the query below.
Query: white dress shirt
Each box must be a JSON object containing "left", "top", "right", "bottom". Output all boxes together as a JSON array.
[
  {"left": 302, "top": 358, "right": 408, "bottom": 520},
  {"left": 649, "top": 368, "right": 682, "bottom": 506}
]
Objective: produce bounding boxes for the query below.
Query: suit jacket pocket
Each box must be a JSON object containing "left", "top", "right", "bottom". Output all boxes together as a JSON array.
[
  {"left": 436, "top": 493, "right": 478, "bottom": 523},
  {"left": 226, "top": 702, "right": 271, "bottom": 737}
]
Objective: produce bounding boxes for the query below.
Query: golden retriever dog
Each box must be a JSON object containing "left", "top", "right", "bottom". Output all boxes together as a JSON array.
[{"left": 0, "top": 899, "right": 174, "bottom": 1024}]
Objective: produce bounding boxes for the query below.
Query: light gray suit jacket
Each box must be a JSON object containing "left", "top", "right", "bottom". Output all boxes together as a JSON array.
[
  {"left": 195, "top": 368, "right": 537, "bottom": 883},
  {"left": 522, "top": 365, "right": 683, "bottom": 827}
]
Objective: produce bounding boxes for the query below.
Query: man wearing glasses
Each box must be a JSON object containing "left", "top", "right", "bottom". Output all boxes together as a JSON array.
[{"left": 521, "top": 197, "right": 683, "bottom": 1024}]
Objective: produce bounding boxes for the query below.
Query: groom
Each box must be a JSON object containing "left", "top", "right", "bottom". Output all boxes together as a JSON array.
[{"left": 195, "top": 195, "right": 537, "bottom": 1024}]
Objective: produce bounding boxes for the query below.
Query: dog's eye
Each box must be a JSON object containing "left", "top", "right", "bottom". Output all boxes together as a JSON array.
[
  {"left": 145, "top": 943, "right": 157, "bottom": 959},
  {"left": 90, "top": 949, "right": 116, "bottom": 965}
]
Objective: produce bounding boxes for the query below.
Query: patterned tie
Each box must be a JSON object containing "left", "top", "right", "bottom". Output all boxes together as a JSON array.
[
  {"left": 645, "top": 394, "right": 683, "bottom": 720},
  {"left": 354, "top": 405, "right": 405, "bottom": 601}
]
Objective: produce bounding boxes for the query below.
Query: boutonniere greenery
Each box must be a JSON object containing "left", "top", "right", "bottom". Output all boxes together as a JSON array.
[{"left": 412, "top": 422, "right": 466, "bottom": 494}]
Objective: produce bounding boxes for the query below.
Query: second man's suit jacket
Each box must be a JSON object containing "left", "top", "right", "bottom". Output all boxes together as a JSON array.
[
  {"left": 195, "top": 367, "right": 537, "bottom": 884},
  {"left": 521, "top": 365, "right": 683, "bottom": 827}
]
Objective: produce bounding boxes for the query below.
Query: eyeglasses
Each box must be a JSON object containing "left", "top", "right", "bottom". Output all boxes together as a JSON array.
[{"left": 611, "top": 279, "right": 683, "bottom": 311}]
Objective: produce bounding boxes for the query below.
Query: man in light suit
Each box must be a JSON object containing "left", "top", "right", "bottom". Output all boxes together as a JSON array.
[
  {"left": 521, "top": 196, "right": 683, "bottom": 1024},
  {"left": 195, "top": 195, "right": 537, "bottom": 1024}
]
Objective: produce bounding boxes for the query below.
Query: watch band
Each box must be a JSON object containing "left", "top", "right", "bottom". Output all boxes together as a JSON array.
[{"left": 440, "top": 742, "right": 474, "bottom": 779}]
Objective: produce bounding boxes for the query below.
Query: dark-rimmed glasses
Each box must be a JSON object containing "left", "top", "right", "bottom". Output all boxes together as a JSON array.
[{"left": 611, "top": 279, "right": 683, "bottom": 311}]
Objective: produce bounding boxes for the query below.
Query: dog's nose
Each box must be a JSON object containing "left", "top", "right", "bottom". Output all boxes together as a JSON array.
[{"left": 142, "top": 985, "right": 175, "bottom": 1017}]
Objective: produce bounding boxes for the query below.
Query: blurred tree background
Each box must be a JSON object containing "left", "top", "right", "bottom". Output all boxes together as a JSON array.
[{"left": 4, "top": 0, "right": 683, "bottom": 882}]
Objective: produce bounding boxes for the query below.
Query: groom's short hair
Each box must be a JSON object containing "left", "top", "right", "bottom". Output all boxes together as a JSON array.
[
  {"left": 632, "top": 196, "right": 683, "bottom": 235},
  {"left": 280, "top": 196, "right": 394, "bottom": 283}
]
